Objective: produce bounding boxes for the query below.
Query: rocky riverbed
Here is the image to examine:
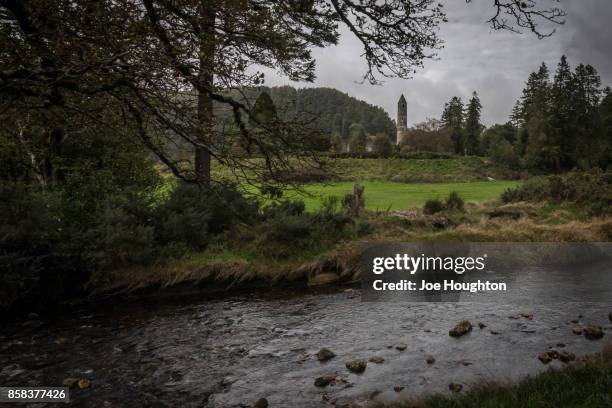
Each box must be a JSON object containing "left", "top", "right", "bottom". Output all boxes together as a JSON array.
[{"left": 0, "top": 285, "right": 610, "bottom": 407}]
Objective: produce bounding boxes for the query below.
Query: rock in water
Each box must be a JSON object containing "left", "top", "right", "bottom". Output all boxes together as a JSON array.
[
  {"left": 345, "top": 360, "right": 367, "bottom": 373},
  {"left": 538, "top": 352, "right": 553, "bottom": 364},
  {"left": 584, "top": 325, "right": 604, "bottom": 340},
  {"left": 572, "top": 326, "right": 583, "bottom": 335},
  {"left": 425, "top": 355, "right": 435, "bottom": 364},
  {"left": 393, "top": 386, "right": 404, "bottom": 392},
  {"left": 253, "top": 398, "right": 268, "bottom": 408},
  {"left": 608, "top": 312, "right": 612, "bottom": 322},
  {"left": 449, "top": 320, "right": 473, "bottom": 337},
  {"left": 368, "top": 356, "right": 384, "bottom": 364},
  {"left": 314, "top": 375, "right": 335, "bottom": 387},
  {"left": 558, "top": 351, "right": 576, "bottom": 363},
  {"left": 448, "top": 383, "right": 463, "bottom": 392},
  {"left": 478, "top": 322, "right": 486, "bottom": 329},
  {"left": 62, "top": 378, "right": 79, "bottom": 389},
  {"left": 395, "top": 343, "right": 407, "bottom": 351},
  {"left": 316, "top": 348, "right": 336, "bottom": 362}
]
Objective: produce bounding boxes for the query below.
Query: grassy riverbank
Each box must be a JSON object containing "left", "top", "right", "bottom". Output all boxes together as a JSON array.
[
  {"left": 381, "top": 358, "right": 612, "bottom": 408},
  {"left": 95, "top": 199, "right": 612, "bottom": 294}
]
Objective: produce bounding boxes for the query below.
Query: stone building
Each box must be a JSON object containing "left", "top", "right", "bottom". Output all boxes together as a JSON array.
[{"left": 396, "top": 94, "right": 409, "bottom": 145}]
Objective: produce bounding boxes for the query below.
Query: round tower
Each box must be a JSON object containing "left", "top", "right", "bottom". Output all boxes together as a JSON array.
[{"left": 397, "top": 94, "right": 407, "bottom": 145}]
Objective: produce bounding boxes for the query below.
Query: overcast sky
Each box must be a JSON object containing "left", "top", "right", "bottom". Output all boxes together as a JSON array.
[{"left": 259, "top": 1, "right": 612, "bottom": 127}]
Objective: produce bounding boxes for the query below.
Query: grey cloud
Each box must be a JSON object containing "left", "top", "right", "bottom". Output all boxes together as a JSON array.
[{"left": 259, "top": 1, "right": 612, "bottom": 126}]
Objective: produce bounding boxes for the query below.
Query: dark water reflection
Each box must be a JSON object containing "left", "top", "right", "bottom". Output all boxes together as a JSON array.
[{"left": 0, "top": 284, "right": 610, "bottom": 407}]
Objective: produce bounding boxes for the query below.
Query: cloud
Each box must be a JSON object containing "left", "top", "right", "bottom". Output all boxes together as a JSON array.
[{"left": 259, "top": 1, "right": 611, "bottom": 126}]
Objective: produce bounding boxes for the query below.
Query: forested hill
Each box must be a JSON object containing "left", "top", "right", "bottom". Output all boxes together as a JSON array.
[{"left": 216, "top": 86, "right": 396, "bottom": 140}]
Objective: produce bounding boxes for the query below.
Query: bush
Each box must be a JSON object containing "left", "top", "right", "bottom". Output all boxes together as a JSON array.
[
  {"left": 371, "top": 134, "right": 393, "bottom": 157},
  {"left": 0, "top": 182, "right": 68, "bottom": 312},
  {"left": 155, "top": 183, "right": 259, "bottom": 250},
  {"left": 423, "top": 198, "right": 445, "bottom": 214},
  {"left": 502, "top": 170, "right": 612, "bottom": 215},
  {"left": 262, "top": 199, "right": 305, "bottom": 220},
  {"left": 488, "top": 135, "right": 521, "bottom": 170},
  {"left": 80, "top": 201, "right": 159, "bottom": 272},
  {"left": 256, "top": 198, "right": 353, "bottom": 259},
  {"left": 0, "top": 180, "right": 261, "bottom": 313},
  {"left": 445, "top": 191, "right": 465, "bottom": 211},
  {"left": 422, "top": 192, "right": 465, "bottom": 214}
]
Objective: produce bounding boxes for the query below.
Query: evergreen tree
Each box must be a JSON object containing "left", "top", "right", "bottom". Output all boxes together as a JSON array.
[
  {"left": 241, "top": 91, "right": 280, "bottom": 155},
  {"left": 517, "top": 63, "right": 550, "bottom": 125},
  {"left": 464, "top": 92, "right": 483, "bottom": 155},
  {"left": 441, "top": 96, "right": 464, "bottom": 154},
  {"left": 548, "top": 55, "right": 575, "bottom": 169},
  {"left": 598, "top": 92, "right": 612, "bottom": 167},
  {"left": 573, "top": 63, "right": 602, "bottom": 166},
  {"left": 251, "top": 92, "right": 278, "bottom": 125},
  {"left": 511, "top": 56, "right": 606, "bottom": 171},
  {"left": 510, "top": 101, "right": 523, "bottom": 128}
]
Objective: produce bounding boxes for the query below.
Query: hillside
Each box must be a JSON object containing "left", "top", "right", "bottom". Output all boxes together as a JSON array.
[{"left": 215, "top": 86, "right": 396, "bottom": 140}]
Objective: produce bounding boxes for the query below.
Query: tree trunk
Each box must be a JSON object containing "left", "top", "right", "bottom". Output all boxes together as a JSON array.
[{"left": 196, "top": 1, "right": 215, "bottom": 184}]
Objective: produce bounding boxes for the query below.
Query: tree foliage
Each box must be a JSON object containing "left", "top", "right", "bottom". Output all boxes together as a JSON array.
[
  {"left": 464, "top": 92, "right": 483, "bottom": 155},
  {"left": 441, "top": 96, "right": 465, "bottom": 154},
  {"left": 512, "top": 55, "right": 609, "bottom": 170},
  {"left": 0, "top": 0, "right": 567, "bottom": 186}
]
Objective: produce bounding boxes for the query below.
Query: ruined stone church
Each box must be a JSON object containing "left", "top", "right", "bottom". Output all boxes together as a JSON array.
[{"left": 396, "top": 94, "right": 409, "bottom": 145}]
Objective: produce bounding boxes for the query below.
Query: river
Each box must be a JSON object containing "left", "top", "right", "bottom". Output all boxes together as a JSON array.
[{"left": 0, "top": 282, "right": 610, "bottom": 407}]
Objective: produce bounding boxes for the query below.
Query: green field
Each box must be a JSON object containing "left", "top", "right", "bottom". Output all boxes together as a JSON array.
[{"left": 285, "top": 180, "right": 520, "bottom": 211}]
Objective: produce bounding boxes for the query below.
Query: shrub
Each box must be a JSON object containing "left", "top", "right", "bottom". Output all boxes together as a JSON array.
[
  {"left": 423, "top": 198, "right": 445, "bottom": 214},
  {"left": 262, "top": 200, "right": 305, "bottom": 220},
  {"left": 155, "top": 183, "right": 259, "bottom": 250},
  {"left": 445, "top": 191, "right": 465, "bottom": 211},
  {"left": 502, "top": 170, "right": 612, "bottom": 216},
  {"left": 488, "top": 136, "right": 521, "bottom": 170},
  {"left": 0, "top": 182, "right": 67, "bottom": 312},
  {"left": 371, "top": 134, "right": 393, "bottom": 158},
  {"left": 356, "top": 220, "right": 373, "bottom": 236},
  {"left": 256, "top": 198, "right": 353, "bottom": 259},
  {"left": 80, "top": 201, "right": 159, "bottom": 271}
]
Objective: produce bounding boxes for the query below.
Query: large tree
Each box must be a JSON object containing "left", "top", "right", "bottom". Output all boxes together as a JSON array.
[
  {"left": 513, "top": 62, "right": 550, "bottom": 128},
  {"left": 0, "top": 0, "right": 566, "bottom": 187},
  {"left": 441, "top": 96, "right": 465, "bottom": 154},
  {"left": 464, "top": 91, "right": 483, "bottom": 155}
]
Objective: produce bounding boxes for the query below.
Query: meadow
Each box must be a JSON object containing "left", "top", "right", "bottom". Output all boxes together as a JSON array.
[{"left": 283, "top": 180, "right": 520, "bottom": 211}]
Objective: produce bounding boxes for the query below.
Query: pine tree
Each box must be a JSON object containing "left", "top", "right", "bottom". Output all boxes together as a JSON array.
[
  {"left": 251, "top": 92, "right": 278, "bottom": 125},
  {"left": 597, "top": 91, "right": 612, "bottom": 167},
  {"left": 516, "top": 62, "right": 550, "bottom": 126},
  {"left": 573, "top": 64, "right": 603, "bottom": 166},
  {"left": 549, "top": 55, "right": 576, "bottom": 169},
  {"left": 441, "top": 96, "right": 465, "bottom": 154},
  {"left": 464, "top": 92, "right": 483, "bottom": 155}
]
